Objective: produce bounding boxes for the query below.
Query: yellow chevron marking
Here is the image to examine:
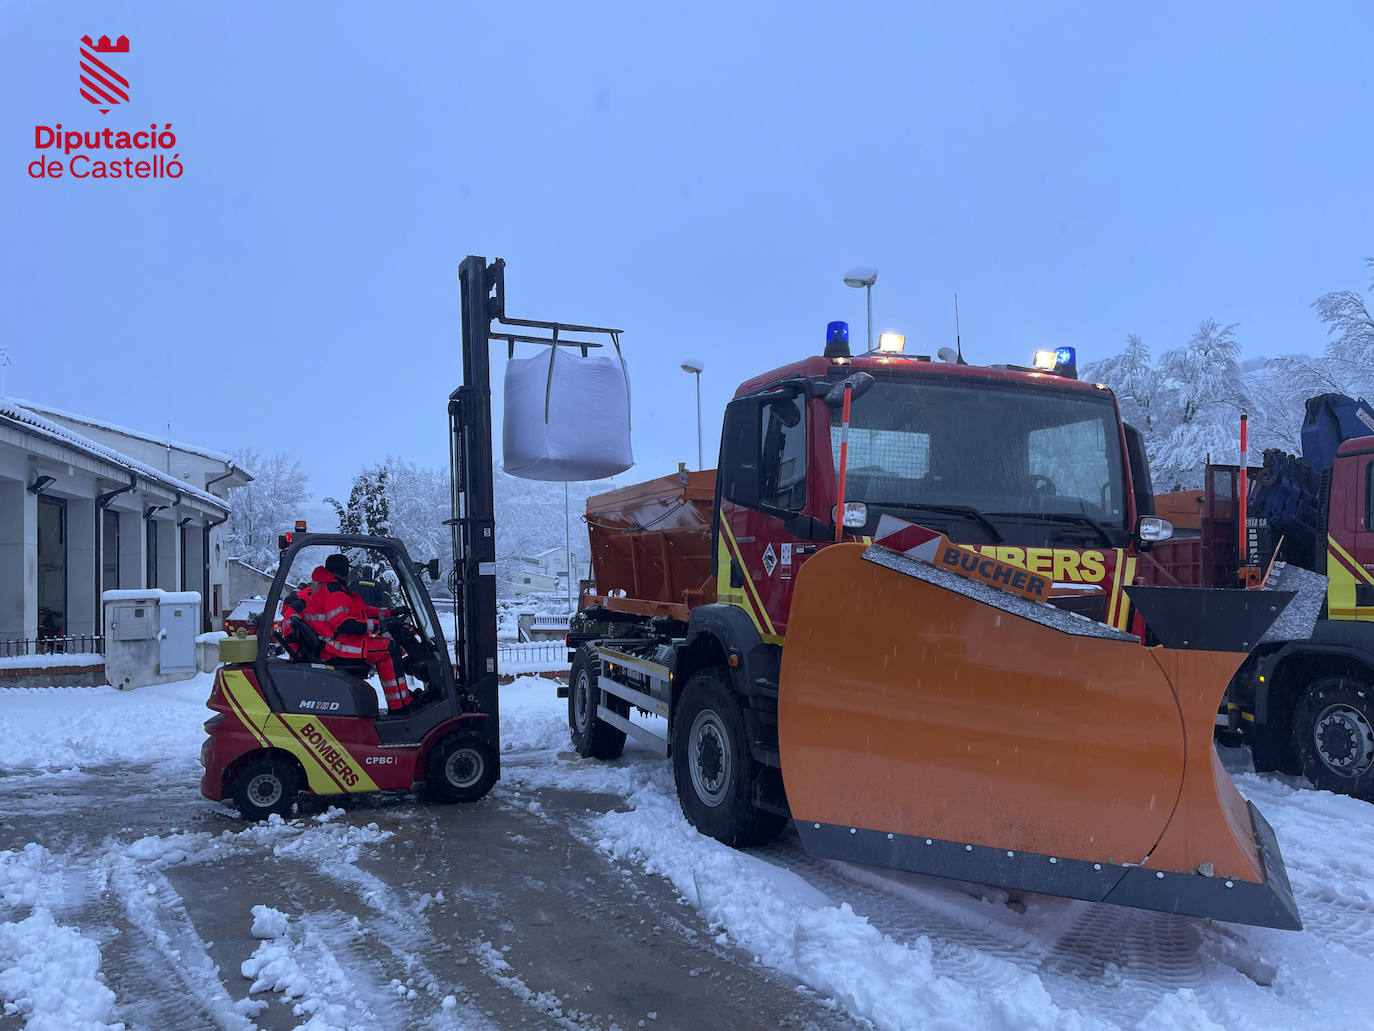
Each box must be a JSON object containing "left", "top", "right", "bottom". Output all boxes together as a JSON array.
[
  {"left": 1330, "top": 538, "right": 1374, "bottom": 586},
  {"left": 220, "top": 669, "right": 378, "bottom": 795},
  {"left": 719, "top": 520, "right": 778, "bottom": 637},
  {"left": 1115, "top": 555, "right": 1138, "bottom": 630}
]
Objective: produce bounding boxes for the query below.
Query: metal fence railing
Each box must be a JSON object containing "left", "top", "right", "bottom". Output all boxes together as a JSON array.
[
  {"left": 1, "top": 635, "right": 106, "bottom": 659},
  {"left": 497, "top": 640, "right": 569, "bottom": 670}
]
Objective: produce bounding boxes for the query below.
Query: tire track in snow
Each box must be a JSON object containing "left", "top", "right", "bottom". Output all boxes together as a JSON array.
[{"left": 750, "top": 832, "right": 1231, "bottom": 1026}]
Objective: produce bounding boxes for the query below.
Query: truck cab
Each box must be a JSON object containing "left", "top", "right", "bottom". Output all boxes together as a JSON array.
[{"left": 714, "top": 349, "right": 1155, "bottom": 639}]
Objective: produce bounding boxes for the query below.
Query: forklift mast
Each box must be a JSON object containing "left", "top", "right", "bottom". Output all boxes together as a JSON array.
[{"left": 448, "top": 256, "right": 623, "bottom": 733}]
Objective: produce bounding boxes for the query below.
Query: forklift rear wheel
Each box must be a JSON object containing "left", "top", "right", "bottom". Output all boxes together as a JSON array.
[
  {"left": 427, "top": 733, "right": 498, "bottom": 803},
  {"left": 1293, "top": 677, "right": 1374, "bottom": 800},
  {"left": 231, "top": 758, "right": 299, "bottom": 821},
  {"left": 569, "top": 644, "right": 629, "bottom": 760},
  {"left": 671, "top": 667, "right": 787, "bottom": 847}
]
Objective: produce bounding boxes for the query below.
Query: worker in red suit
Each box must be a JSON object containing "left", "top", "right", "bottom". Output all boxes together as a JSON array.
[
  {"left": 277, "top": 580, "right": 314, "bottom": 658},
  {"left": 301, "top": 554, "right": 414, "bottom": 714}
]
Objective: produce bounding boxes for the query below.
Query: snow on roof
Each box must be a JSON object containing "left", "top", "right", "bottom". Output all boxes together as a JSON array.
[
  {"left": 13, "top": 397, "right": 235, "bottom": 465},
  {"left": 227, "top": 558, "right": 275, "bottom": 578},
  {"left": 0, "top": 397, "right": 228, "bottom": 513}
]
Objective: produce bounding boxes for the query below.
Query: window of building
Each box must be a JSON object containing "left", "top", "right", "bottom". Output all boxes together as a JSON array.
[
  {"left": 146, "top": 518, "right": 158, "bottom": 589},
  {"left": 37, "top": 496, "right": 67, "bottom": 642},
  {"left": 102, "top": 509, "right": 120, "bottom": 591}
]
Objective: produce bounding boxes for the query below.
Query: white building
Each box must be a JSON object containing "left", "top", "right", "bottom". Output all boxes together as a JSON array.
[{"left": 0, "top": 398, "right": 249, "bottom": 651}]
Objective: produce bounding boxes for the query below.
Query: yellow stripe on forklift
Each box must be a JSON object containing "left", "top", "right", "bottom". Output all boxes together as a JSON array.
[
  {"left": 220, "top": 669, "right": 270, "bottom": 748},
  {"left": 220, "top": 670, "right": 378, "bottom": 795}
]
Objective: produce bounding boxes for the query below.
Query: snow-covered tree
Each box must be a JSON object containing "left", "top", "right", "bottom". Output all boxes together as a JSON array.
[
  {"left": 1148, "top": 320, "right": 1250, "bottom": 491},
  {"left": 1082, "top": 334, "right": 1164, "bottom": 435},
  {"left": 326, "top": 466, "right": 391, "bottom": 538},
  {"left": 225, "top": 448, "right": 310, "bottom": 571},
  {"left": 1313, "top": 257, "right": 1374, "bottom": 398}
]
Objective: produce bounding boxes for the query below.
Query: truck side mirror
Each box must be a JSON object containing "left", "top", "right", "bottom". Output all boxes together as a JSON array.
[
  {"left": 1136, "top": 515, "right": 1174, "bottom": 544},
  {"left": 426, "top": 558, "right": 440, "bottom": 581},
  {"left": 719, "top": 399, "right": 762, "bottom": 509}
]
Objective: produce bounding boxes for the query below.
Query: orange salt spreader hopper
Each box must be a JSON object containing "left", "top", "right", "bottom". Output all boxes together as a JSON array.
[{"left": 777, "top": 543, "right": 1301, "bottom": 930}]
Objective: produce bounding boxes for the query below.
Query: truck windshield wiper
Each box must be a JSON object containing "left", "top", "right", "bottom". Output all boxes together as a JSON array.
[
  {"left": 989, "top": 511, "right": 1114, "bottom": 546},
  {"left": 872, "top": 502, "right": 1005, "bottom": 543}
]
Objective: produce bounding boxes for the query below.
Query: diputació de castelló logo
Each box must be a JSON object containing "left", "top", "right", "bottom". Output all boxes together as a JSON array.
[{"left": 29, "top": 33, "right": 183, "bottom": 180}]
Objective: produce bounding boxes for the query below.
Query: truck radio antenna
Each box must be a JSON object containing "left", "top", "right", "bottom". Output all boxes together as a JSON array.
[{"left": 954, "top": 293, "right": 965, "bottom": 365}]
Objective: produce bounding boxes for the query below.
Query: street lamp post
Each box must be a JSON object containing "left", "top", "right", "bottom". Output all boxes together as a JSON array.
[
  {"left": 680, "top": 358, "right": 705, "bottom": 470},
  {"left": 843, "top": 267, "right": 879, "bottom": 351}
]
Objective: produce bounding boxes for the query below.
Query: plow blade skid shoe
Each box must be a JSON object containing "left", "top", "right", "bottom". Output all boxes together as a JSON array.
[{"left": 777, "top": 544, "right": 1301, "bottom": 930}]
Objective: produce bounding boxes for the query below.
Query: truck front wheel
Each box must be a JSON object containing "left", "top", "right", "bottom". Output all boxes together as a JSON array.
[
  {"left": 569, "top": 645, "right": 628, "bottom": 760},
  {"left": 1293, "top": 677, "right": 1374, "bottom": 799},
  {"left": 671, "top": 667, "right": 786, "bottom": 847}
]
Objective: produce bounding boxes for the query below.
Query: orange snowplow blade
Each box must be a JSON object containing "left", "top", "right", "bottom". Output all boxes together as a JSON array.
[{"left": 778, "top": 543, "right": 1300, "bottom": 930}]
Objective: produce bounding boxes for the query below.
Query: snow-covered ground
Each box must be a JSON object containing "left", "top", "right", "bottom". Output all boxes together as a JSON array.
[{"left": 2, "top": 674, "right": 1373, "bottom": 1030}]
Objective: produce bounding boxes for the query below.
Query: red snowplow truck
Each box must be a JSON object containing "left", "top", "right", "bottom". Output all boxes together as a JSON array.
[{"left": 566, "top": 327, "right": 1301, "bottom": 930}]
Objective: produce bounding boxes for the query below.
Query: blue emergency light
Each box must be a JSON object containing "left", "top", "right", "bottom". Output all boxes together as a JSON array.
[
  {"left": 824, "top": 320, "right": 851, "bottom": 359},
  {"left": 1054, "top": 346, "right": 1076, "bottom": 370}
]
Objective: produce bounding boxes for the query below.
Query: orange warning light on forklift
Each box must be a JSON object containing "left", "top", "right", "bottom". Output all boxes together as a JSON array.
[{"left": 295, "top": 520, "right": 307, "bottom": 532}]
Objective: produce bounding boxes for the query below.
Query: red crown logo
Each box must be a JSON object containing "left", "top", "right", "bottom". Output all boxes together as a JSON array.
[{"left": 79, "top": 34, "right": 130, "bottom": 114}]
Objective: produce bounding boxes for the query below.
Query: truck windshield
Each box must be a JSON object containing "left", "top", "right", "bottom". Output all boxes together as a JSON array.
[{"left": 830, "top": 375, "right": 1127, "bottom": 530}]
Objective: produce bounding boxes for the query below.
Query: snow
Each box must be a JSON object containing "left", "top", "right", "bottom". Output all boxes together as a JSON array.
[
  {"left": 0, "top": 652, "right": 102, "bottom": 670},
  {"left": 102, "top": 588, "right": 201, "bottom": 604},
  {"left": 0, "top": 674, "right": 213, "bottom": 771},
  {"left": 250, "top": 905, "right": 289, "bottom": 939},
  {"left": 8, "top": 672, "right": 1374, "bottom": 1029},
  {"left": 0, "top": 909, "right": 119, "bottom": 1031}
]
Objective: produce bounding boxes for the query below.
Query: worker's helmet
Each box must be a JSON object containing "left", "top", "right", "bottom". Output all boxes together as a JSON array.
[{"left": 325, "top": 553, "right": 350, "bottom": 580}]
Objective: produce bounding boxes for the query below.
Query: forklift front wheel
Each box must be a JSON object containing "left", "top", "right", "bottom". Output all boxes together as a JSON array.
[
  {"left": 427, "top": 733, "right": 498, "bottom": 803},
  {"left": 231, "top": 758, "right": 299, "bottom": 821}
]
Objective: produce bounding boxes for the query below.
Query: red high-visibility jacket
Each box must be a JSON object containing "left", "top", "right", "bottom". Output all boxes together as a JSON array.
[{"left": 298, "top": 567, "right": 387, "bottom": 659}]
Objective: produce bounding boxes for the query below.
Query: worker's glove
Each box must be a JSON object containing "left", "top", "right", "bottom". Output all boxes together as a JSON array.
[{"left": 388, "top": 606, "right": 410, "bottom": 622}]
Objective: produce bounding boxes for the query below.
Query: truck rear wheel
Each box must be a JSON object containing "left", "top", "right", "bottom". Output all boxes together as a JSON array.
[
  {"left": 569, "top": 645, "right": 629, "bottom": 760},
  {"left": 1293, "top": 677, "right": 1374, "bottom": 799},
  {"left": 671, "top": 667, "right": 786, "bottom": 847}
]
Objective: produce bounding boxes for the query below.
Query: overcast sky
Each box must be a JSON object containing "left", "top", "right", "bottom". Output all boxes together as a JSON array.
[{"left": 4, "top": 3, "right": 1372, "bottom": 503}]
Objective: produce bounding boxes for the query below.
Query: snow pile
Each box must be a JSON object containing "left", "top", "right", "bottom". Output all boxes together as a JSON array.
[
  {"left": 250, "top": 905, "right": 289, "bottom": 939},
  {"left": 498, "top": 676, "right": 574, "bottom": 754},
  {"left": 0, "top": 909, "right": 120, "bottom": 1031},
  {"left": 0, "top": 652, "right": 103, "bottom": 670},
  {"left": 0, "top": 673, "right": 214, "bottom": 771}
]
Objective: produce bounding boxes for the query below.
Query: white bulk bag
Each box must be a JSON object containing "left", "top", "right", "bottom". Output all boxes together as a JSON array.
[{"left": 502, "top": 345, "right": 633, "bottom": 481}]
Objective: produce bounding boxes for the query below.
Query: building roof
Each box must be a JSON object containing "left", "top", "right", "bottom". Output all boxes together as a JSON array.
[
  {"left": 13, "top": 397, "right": 238, "bottom": 467},
  {"left": 0, "top": 396, "right": 229, "bottom": 513}
]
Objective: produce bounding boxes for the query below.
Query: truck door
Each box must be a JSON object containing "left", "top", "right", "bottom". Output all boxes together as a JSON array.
[
  {"left": 1327, "top": 442, "right": 1374, "bottom": 621},
  {"left": 716, "top": 392, "right": 821, "bottom": 641}
]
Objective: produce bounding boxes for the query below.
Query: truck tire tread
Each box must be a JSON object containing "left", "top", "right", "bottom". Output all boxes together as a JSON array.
[{"left": 671, "top": 666, "right": 787, "bottom": 847}]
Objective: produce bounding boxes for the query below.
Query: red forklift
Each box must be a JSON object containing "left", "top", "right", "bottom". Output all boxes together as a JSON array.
[{"left": 200, "top": 256, "right": 623, "bottom": 818}]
